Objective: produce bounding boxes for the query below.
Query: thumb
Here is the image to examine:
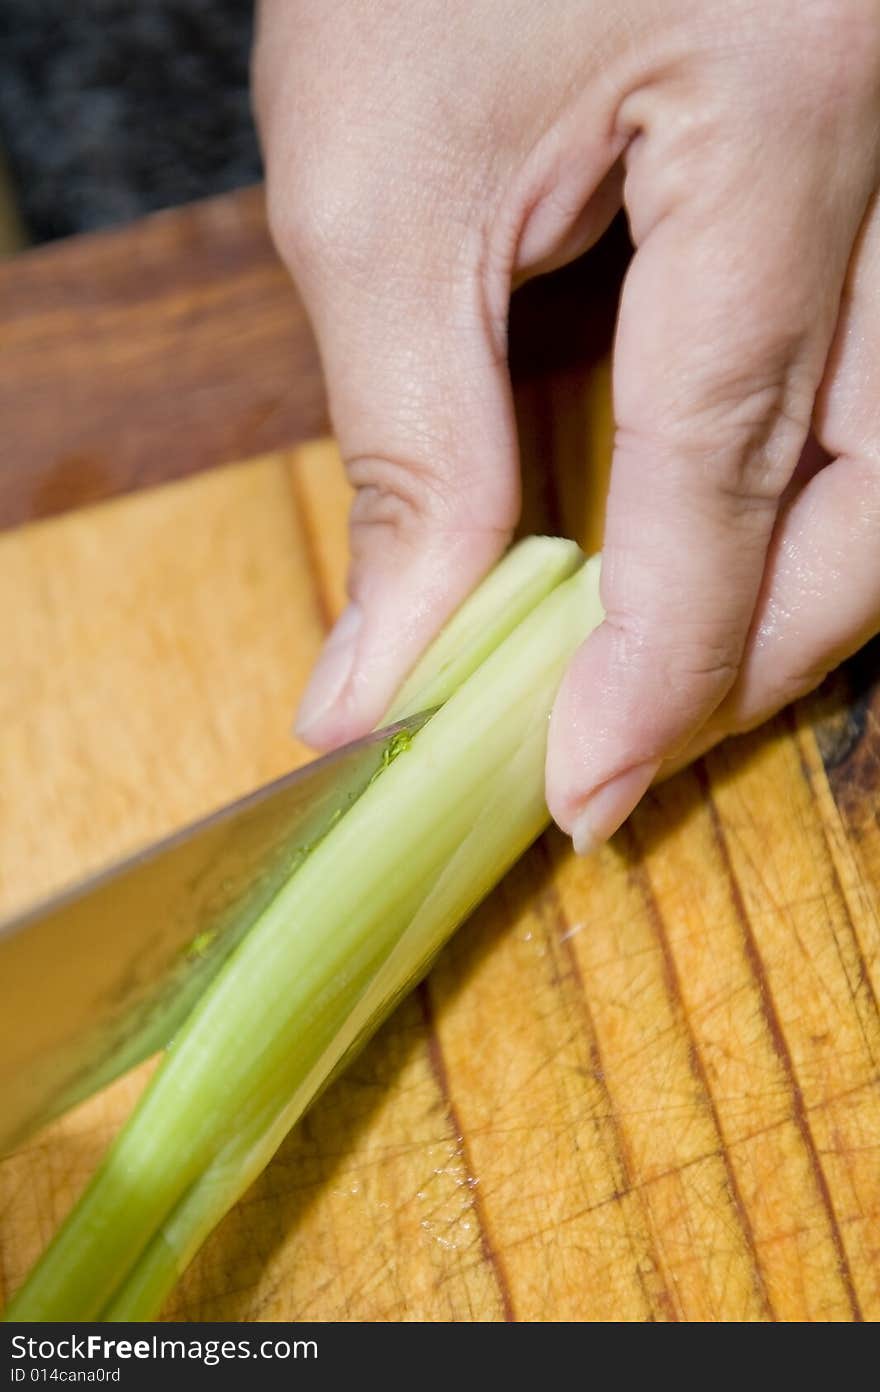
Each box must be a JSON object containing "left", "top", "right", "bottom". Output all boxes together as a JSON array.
[{"left": 292, "top": 253, "right": 519, "bottom": 749}]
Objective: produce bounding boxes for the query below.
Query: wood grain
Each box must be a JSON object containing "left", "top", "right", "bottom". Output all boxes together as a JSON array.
[
  {"left": 0, "top": 455, "right": 323, "bottom": 922},
  {"left": 0, "top": 187, "right": 327, "bottom": 530},
  {"left": 0, "top": 189, "right": 876, "bottom": 1321},
  {"left": 1, "top": 429, "right": 877, "bottom": 1322}
]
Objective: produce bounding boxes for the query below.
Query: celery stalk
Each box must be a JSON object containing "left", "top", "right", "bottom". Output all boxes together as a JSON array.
[
  {"left": 386, "top": 534, "right": 583, "bottom": 717},
  {"left": 7, "top": 542, "right": 602, "bottom": 1322}
]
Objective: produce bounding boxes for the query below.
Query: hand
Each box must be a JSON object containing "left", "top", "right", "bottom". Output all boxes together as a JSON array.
[{"left": 254, "top": 0, "right": 880, "bottom": 852}]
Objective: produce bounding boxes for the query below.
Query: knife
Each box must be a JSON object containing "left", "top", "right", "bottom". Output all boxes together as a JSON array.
[{"left": 0, "top": 712, "right": 433, "bottom": 1153}]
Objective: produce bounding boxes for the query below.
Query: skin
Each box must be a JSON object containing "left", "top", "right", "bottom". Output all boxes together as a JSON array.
[{"left": 253, "top": 0, "right": 880, "bottom": 853}]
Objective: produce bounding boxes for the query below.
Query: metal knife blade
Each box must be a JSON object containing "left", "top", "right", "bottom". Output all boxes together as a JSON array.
[{"left": 0, "top": 712, "right": 433, "bottom": 1152}]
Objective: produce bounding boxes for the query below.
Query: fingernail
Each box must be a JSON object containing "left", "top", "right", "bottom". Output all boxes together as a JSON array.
[
  {"left": 571, "top": 758, "right": 661, "bottom": 857},
  {"left": 295, "top": 603, "right": 363, "bottom": 739}
]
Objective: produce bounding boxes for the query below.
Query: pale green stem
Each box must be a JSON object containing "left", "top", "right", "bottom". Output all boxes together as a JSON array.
[{"left": 8, "top": 542, "right": 601, "bottom": 1322}]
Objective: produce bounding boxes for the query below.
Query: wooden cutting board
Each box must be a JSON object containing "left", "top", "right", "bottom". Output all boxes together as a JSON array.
[{"left": 0, "top": 192, "right": 878, "bottom": 1321}]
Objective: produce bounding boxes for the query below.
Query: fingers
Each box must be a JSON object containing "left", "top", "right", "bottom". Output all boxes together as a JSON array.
[
  {"left": 256, "top": 92, "right": 522, "bottom": 750},
  {"left": 293, "top": 261, "right": 520, "bottom": 749},
  {"left": 546, "top": 83, "right": 875, "bottom": 850},
  {"left": 255, "top": 26, "right": 622, "bottom": 749},
  {"left": 666, "top": 197, "right": 880, "bottom": 771},
  {"left": 665, "top": 452, "right": 880, "bottom": 774}
]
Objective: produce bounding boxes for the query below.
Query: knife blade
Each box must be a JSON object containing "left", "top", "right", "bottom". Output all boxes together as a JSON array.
[{"left": 0, "top": 712, "right": 434, "bottom": 1152}]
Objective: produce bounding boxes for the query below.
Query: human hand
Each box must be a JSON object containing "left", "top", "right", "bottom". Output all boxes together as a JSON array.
[{"left": 254, "top": 0, "right": 880, "bottom": 851}]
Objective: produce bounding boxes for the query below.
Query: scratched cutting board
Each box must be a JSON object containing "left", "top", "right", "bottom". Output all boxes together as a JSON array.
[{"left": 1, "top": 408, "right": 878, "bottom": 1321}]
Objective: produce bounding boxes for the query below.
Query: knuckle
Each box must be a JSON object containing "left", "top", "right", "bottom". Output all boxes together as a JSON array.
[
  {"left": 346, "top": 453, "right": 450, "bottom": 536},
  {"left": 346, "top": 452, "right": 515, "bottom": 555},
  {"left": 265, "top": 113, "right": 474, "bottom": 290},
  {"left": 789, "top": 2, "right": 880, "bottom": 94},
  {"left": 348, "top": 455, "right": 434, "bottom": 545},
  {"left": 692, "top": 384, "right": 811, "bottom": 505},
  {"left": 722, "top": 2, "right": 878, "bottom": 114},
  {"left": 618, "top": 355, "right": 815, "bottom": 506},
  {"left": 737, "top": 3, "right": 880, "bottom": 134},
  {"left": 266, "top": 140, "right": 373, "bottom": 278}
]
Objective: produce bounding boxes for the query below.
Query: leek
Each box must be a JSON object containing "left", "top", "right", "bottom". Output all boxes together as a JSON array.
[{"left": 6, "top": 539, "right": 602, "bottom": 1322}]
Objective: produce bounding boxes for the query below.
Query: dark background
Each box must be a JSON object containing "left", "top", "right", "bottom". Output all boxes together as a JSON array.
[{"left": 0, "top": 0, "right": 262, "bottom": 243}]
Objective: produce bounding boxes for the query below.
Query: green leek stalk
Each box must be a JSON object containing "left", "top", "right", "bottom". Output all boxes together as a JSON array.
[{"left": 7, "top": 539, "right": 602, "bottom": 1322}]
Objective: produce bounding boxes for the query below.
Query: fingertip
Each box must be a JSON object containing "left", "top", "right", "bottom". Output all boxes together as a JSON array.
[
  {"left": 294, "top": 603, "right": 365, "bottom": 747},
  {"left": 569, "top": 759, "right": 661, "bottom": 855},
  {"left": 546, "top": 620, "right": 664, "bottom": 850},
  {"left": 295, "top": 528, "right": 509, "bottom": 750}
]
